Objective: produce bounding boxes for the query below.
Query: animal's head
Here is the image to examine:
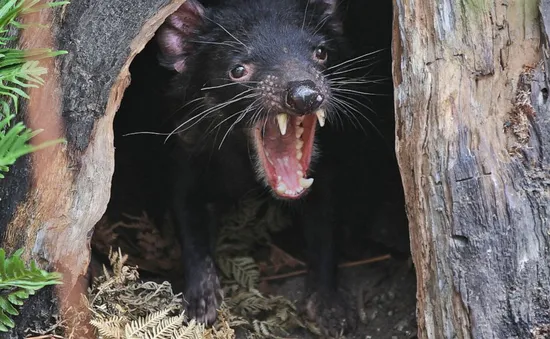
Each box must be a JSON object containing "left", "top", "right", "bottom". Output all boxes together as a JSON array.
[{"left": 157, "top": 0, "right": 369, "bottom": 199}]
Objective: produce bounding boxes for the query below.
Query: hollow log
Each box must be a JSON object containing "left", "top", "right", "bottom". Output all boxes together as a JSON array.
[
  {"left": 393, "top": 0, "right": 550, "bottom": 338},
  {"left": 2, "top": 0, "right": 550, "bottom": 338},
  {"left": 0, "top": 1, "right": 185, "bottom": 337}
]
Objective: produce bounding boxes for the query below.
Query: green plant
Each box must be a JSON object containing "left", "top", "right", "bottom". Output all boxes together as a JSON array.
[
  {"left": 0, "top": 0, "right": 69, "bottom": 333},
  {"left": 0, "top": 248, "right": 63, "bottom": 331},
  {"left": 0, "top": 0, "right": 69, "bottom": 178}
]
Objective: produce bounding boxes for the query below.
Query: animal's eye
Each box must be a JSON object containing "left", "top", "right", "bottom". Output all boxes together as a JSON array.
[
  {"left": 230, "top": 65, "right": 248, "bottom": 80},
  {"left": 314, "top": 46, "right": 328, "bottom": 62}
]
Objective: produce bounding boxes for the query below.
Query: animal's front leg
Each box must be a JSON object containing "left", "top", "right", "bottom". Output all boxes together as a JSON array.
[
  {"left": 301, "top": 184, "right": 357, "bottom": 337},
  {"left": 172, "top": 178, "right": 222, "bottom": 326}
]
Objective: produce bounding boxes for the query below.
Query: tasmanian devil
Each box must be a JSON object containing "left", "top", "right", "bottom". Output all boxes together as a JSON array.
[{"left": 155, "top": 0, "right": 378, "bottom": 335}]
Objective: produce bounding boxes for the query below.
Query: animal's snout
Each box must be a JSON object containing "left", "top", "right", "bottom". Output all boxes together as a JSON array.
[{"left": 285, "top": 80, "right": 324, "bottom": 114}]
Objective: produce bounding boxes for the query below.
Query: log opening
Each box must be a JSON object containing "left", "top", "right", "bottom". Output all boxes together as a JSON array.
[
  {"left": 0, "top": 0, "right": 416, "bottom": 337},
  {"left": 92, "top": 0, "right": 415, "bottom": 337}
]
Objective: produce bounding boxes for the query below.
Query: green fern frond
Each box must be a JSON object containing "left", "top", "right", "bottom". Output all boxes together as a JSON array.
[
  {"left": 0, "top": 53, "right": 67, "bottom": 117},
  {"left": 0, "top": 248, "right": 63, "bottom": 331},
  {"left": 0, "top": 0, "right": 68, "bottom": 32},
  {"left": 0, "top": 114, "right": 64, "bottom": 178},
  {"left": 217, "top": 257, "right": 259, "bottom": 289}
]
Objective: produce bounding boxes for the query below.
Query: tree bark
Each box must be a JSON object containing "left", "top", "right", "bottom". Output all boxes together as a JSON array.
[
  {"left": 0, "top": 0, "right": 185, "bottom": 337},
  {"left": 393, "top": 0, "right": 550, "bottom": 338}
]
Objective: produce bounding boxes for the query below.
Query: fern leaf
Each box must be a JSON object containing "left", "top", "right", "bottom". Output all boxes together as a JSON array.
[
  {"left": 171, "top": 319, "right": 206, "bottom": 339},
  {"left": 124, "top": 308, "right": 171, "bottom": 337},
  {"left": 0, "top": 309, "right": 14, "bottom": 331},
  {"left": 0, "top": 248, "right": 63, "bottom": 332},
  {"left": 142, "top": 313, "right": 185, "bottom": 339},
  {"left": 90, "top": 316, "right": 127, "bottom": 339},
  {"left": 0, "top": 114, "right": 65, "bottom": 178},
  {"left": 217, "top": 257, "right": 259, "bottom": 289}
]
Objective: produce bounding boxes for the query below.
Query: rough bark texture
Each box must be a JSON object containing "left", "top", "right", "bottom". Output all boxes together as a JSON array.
[
  {"left": 0, "top": 0, "right": 186, "bottom": 337},
  {"left": 393, "top": 0, "right": 550, "bottom": 338}
]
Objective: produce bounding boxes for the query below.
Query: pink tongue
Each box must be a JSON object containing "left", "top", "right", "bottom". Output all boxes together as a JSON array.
[{"left": 263, "top": 118, "right": 302, "bottom": 193}]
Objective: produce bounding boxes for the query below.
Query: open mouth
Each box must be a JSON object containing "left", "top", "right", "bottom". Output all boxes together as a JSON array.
[{"left": 254, "top": 109, "right": 326, "bottom": 199}]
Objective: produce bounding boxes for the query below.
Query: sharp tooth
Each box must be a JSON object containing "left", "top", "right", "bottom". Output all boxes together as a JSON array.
[
  {"left": 296, "top": 150, "right": 303, "bottom": 160},
  {"left": 276, "top": 113, "right": 288, "bottom": 135},
  {"left": 296, "top": 139, "right": 304, "bottom": 150},
  {"left": 316, "top": 109, "right": 326, "bottom": 127},
  {"left": 276, "top": 182, "right": 287, "bottom": 194},
  {"left": 296, "top": 126, "right": 304, "bottom": 138},
  {"left": 299, "top": 177, "right": 314, "bottom": 189},
  {"left": 297, "top": 170, "right": 303, "bottom": 177}
]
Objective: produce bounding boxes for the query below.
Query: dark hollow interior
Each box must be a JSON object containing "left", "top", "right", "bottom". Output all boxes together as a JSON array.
[{"left": 94, "top": 1, "right": 417, "bottom": 337}]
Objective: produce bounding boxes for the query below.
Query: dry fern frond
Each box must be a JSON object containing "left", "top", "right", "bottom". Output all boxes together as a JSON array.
[
  {"left": 124, "top": 308, "right": 172, "bottom": 338},
  {"left": 90, "top": 316, "right": 127, "bottom": 338},
  {"left": 171, "top": 319, "right": 207, "bottom": 339},
  {"left": 140, "top": 313, "right": 185, "bottom": 339},
  {"left": 89, "top": 190, "right": 309, "bottom": 338},
  {"left": 217, "top": 257, "right": 259, "bottom": 289}
]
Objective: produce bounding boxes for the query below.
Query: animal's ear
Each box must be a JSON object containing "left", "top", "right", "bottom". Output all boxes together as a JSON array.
[
  {"left": 307, "top": 0, "right": 343, "bottom": 33},
  {"left": 156, "top": 0, "right": 206, "bottom": 72}
]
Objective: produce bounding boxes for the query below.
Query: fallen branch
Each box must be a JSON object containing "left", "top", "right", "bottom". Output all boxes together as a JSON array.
[{"left": 261, "top": 254, "right": 392, "bottom": 282}]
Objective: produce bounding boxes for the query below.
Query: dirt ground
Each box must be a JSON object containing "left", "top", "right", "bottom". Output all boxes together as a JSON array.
[{"left": 273, "top": 259, "right": 417, "bottom": 339}]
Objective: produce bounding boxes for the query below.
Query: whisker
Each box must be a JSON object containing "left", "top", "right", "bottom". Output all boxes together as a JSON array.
[
  {"left": 201, "top": 81, "right": 258, "bottom": 91},
  {"left": 327, "top": 62, "right": 381, "bottom": 77},
  {"left": 187, "top": 39, "right": 241, "bottom": 48},
  {"left": 331, "top": 88, "right": 388, "bottom": 97},
  {"left": 325, "top": 49, "right": 386, "bottom": 72},
  {"left": 333, "top": 93, "right": 377, "bottom": 117},
  {"left": 330, "top": 97, "right": 364, "bottom": 131},
  {"left": 330, "top": 96, "right": 384, "bottom": 139},
  {"left": 218, "top": 107, "right": 250, "bottom": 149},
  {"left": 301, "top": 1, "right": 309, "bottom": 31},
  {"left": 330, "top": 78, "right": 388, "bottom": 86},
  {"left": 312, "top": 14, "right": 331, "bottom": 36},
  {"left": 204, "top": 16, "right": 248, "bottom": 48},
  {"left": 206, "top": 97, "right": 262, "bottom": 138},
  {"left": 166, "top": 90, "right": 257, "bottom": 141}
]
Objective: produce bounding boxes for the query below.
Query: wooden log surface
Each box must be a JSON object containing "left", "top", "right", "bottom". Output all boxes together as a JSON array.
[
  {"left": 0, "top": 0, "right": 186, "bottom": 337},
  {"left": 393, "top": 0, "right": 550, "bottom": 338}
]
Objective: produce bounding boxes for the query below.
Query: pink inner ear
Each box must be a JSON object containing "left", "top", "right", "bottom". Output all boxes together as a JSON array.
[
  {"left": 158, "top": 28, "right": 185, "bottom": 56},
  {"left": 167, "top": 0, "right": 205, "bottom": 35},
  {"left": 157, "top": 0, "right": 205, "bottom": 72}
]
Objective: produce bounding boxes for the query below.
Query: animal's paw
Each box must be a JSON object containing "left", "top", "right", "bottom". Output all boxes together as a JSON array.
[
  {"left": 184, "top": 261, "right": 223, "bottom": 326},
  {"left": 305, "top": 288, "right": 357, "bottom": 337}
]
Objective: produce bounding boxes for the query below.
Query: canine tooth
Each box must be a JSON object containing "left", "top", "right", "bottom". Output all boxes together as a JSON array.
[
  {"left": 296, "top": 126, "right": 304, "bottom": 138},
  {"left": 296, "top": 150, "right": 303, "bottom": 160},
  {"left": 299, "top": 177, "right": 314, "bottom": 188},
  {"left": 276, "top": 113, "right": 288, "bottom": 135},
  {"left": 316, "top": 109, "right": 326, "bottom": 127},
  {"left": 276, "top": 182, "right": 287, "bottom": 194},
  {"left": 296, "top": 139, "right": 304, "bottom": 150}
]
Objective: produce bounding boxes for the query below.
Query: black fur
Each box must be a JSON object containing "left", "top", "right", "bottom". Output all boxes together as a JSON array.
[{"left": 154, "top": 0, "right": 386, "bottom": 335}]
